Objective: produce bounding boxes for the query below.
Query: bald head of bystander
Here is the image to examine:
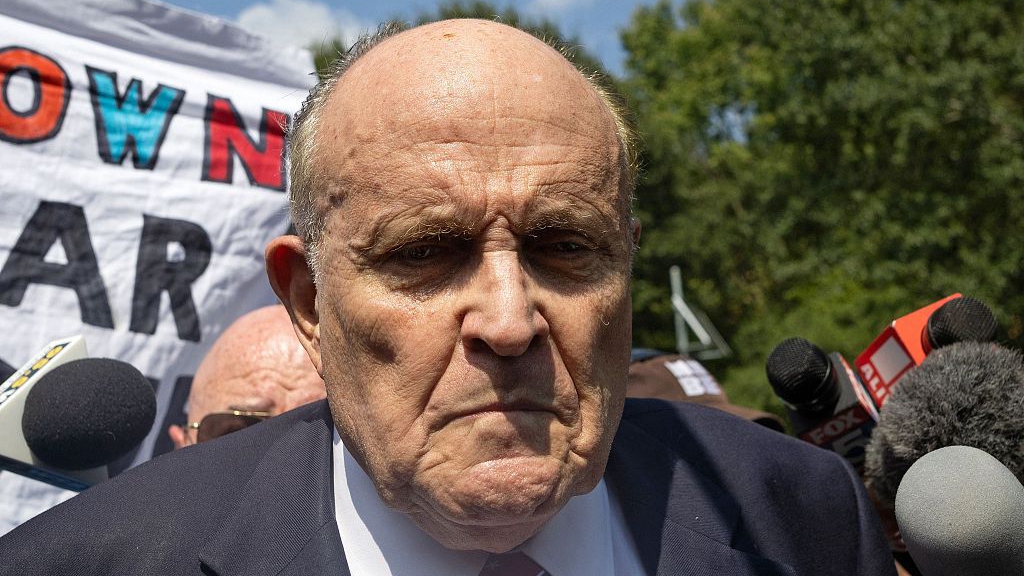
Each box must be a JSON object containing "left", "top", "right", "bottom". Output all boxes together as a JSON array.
[{"left": 168, "top": 305, "right": 325, "bottom": 448}]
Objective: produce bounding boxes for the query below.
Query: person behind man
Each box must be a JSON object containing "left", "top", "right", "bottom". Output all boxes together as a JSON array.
[
  {"left": 167, "top": 305, "right": 325, "bottom": 448},
  {"left": 628, "top": 348, "right": 786, "bottom": 432},
  {"left": 0, "top": 305, "right": 322, "bottom": 536},
  {"left": 0, "top": 19, "right": 895, "bottom": 575}
]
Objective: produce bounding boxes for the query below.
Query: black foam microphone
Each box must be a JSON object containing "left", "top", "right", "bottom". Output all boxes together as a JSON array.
[
  {"left": 22, "top": 359, "right": 155, "bottom": 470},
  {"left": 0, "top": 337, "right": 156, "bottom": 490},
  {"left": 922, "top": 296, "right": 998, "bottom": 354},
  {"left": 766, "top": 337, "right": 879, "bottom": 471},
  {"left": 895, "top": 445, "right": 1024, "bottom": 576},
  {"left": 864, "top": 341, "right": 1024, "bottom": 509}
]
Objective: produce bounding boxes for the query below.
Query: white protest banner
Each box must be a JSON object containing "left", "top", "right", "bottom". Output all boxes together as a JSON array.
[{"left": 0, "top": 0, "right": 314, "bottom": 475}]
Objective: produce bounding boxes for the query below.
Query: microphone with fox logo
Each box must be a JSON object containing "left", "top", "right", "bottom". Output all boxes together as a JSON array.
[{"left": 766, "top": 337, "right": 879, "bottom": 472}]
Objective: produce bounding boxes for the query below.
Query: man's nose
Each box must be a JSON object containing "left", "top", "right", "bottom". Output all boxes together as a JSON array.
[{"left": 460, "top": 252, "right": 550, "bottom": 357}]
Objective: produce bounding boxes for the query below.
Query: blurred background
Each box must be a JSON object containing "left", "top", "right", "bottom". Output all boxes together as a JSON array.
[{"left": 166, "top": 0, "right": 1024, "bottom": 419}]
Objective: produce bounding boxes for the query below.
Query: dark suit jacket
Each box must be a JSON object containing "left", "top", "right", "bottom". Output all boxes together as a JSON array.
[{"left": 0, "top": 399, "right": 895, "bottom": 575}]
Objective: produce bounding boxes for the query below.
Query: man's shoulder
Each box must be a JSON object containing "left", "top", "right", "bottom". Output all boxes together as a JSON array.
[
  {"left": 616, "top": 397, "right": 863, "bottom": 496},
  {"left": 92, "top": 399, "right": 329, "bottom": 497},
  {"left": 618, "top": 396, "right": 843, "bottom": 472},
  {"left": 610, "top": 398, "right": 894, "bottom": 576},
  {"left": 0, "top": 400, "right": 333, "bottom": 575}
]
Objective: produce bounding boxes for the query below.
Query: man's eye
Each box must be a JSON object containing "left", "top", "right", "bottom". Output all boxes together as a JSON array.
[
  {"left": 400, "top": 244, "right": 441, "bottom": 261},
  {"left": 533, "top": 235, "right": 593, "bottom": 257},
  {"left": 552, "top": 241, "right": 585, "bottom": 253},
  {"left": 393, "top": 240, "right": 442, "bottom": 261}
]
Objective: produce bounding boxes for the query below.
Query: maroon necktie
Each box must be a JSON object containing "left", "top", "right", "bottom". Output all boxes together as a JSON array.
[{"left": 478, "top": 551, "right": 551, "bottom": 576}]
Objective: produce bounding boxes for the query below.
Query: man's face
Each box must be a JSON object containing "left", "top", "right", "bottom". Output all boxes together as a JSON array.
[{"left": 272, "top": 21, "right": 635, "bottom": 551}]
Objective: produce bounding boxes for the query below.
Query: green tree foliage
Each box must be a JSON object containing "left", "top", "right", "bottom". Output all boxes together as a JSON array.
[
  {"left": 312, "top": 37, "right": 347, "bottom": 80},
  {"left": 621, "top": 0, "right": 1024, "bottom": 408}
]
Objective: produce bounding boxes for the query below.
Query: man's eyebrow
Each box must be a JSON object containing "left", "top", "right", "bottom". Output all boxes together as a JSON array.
[
  {"left": 523, "top": 209, "right": 591, "bottom": 230},
  {"left": 353, "top": 209, "right": 475, "bottom": 255},
  {"left": 392, "top": 219, "right": 474, "bottom": 244},
  {"left": 518, "top": 199, "right": 616, "bottom": 237}
]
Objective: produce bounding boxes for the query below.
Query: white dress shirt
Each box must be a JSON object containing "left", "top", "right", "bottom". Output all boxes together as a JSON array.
[{"left": 332, "top": 430, "right": 645, "bottom": 576}]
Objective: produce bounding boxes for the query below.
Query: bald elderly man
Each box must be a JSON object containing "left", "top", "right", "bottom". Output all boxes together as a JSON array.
[
  {"left": 0, "top": 20, "right": 895, "bottom": 575},
  {"left": 167, "top": 305, "right": 325, "bottom": 448}
]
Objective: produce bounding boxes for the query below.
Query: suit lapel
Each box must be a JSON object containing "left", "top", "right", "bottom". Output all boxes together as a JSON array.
[
  {"left": 606, "top": 406, "right": 796, "bottom": 576},
  {"left": 198, "top": 402, "right": 350, "bottom": 576}
]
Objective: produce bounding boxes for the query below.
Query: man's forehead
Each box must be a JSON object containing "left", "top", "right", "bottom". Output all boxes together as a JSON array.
[{"left": 308, "top": 19, "right": 628, "bottom": 235}]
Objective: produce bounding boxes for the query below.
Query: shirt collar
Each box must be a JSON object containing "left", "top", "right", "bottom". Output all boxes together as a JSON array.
[{"left": 521, "top": 475, "right": 616, "bottom": 576}]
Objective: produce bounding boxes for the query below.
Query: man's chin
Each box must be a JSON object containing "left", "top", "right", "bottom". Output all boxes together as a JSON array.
[
  {"left": 410, "top": 506, "right": 556, "bottom": 553},
  {"left": 407, "top": 455, "right": 575, "bottom": 550}
]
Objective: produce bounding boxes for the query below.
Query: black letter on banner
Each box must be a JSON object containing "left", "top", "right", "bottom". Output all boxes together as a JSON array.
[
  {"left": 0, "top": 201, "right": 114, "bottom": 327},
  {"left": 129, "top": 216, "right": 211, "bottom": 342}
]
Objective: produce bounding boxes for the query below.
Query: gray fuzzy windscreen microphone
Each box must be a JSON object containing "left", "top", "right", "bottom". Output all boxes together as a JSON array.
[
  {"left": 863, "top": 341, "right": 1024, "bottom": 509},
  {"left": 21, "top": 358, "right": 156, "bottom": 470},
  {"left": 895, "top": 445, "right": 1024, "bottom": 576}
]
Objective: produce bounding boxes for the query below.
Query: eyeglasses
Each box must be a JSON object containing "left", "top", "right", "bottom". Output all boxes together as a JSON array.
[{"left": 187, "top": 410, "right": 271, "bottom": 443}]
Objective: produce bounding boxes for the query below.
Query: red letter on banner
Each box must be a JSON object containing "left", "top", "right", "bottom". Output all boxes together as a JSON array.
[
  {"left": 202, "top": 94, "right": 287, "bottom": 191},
  {"left": 0, "top": 46, "right": 71, "bottom": 143}
]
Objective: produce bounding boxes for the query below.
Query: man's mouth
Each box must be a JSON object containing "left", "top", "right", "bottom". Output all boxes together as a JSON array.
[{"left": 448, "top": 400, "right": 557, "bottom": 423}]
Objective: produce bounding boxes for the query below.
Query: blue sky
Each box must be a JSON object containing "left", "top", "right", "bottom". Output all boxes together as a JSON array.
[{"left": 161, "top": 0, "right": 661, "bottom": 75}]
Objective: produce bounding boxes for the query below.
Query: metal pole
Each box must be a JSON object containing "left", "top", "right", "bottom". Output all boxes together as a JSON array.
[{"left": 670, "top": 265, "right": 688, "bottom": 356}]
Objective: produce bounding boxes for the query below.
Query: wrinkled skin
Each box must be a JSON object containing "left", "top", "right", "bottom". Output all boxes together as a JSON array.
[{"left": 267, "top": 19, "right": 638, "bottom": 552}]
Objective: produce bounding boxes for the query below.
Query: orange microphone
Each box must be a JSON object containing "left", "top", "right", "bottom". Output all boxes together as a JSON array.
[{"left": 854, "top": 294, "right": 997, "bottom": 408}]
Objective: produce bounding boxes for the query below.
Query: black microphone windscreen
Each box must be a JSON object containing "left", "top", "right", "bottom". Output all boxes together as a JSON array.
[
  {"left": 765, "top": 337, "right": 838, "bottom": 411},
  {"left": 22, "top": 358, "right": 156, "bottom": 470},
  {"left": 925, "top": 296, "right": 997, "bottom": 350},
  {"left": 896, "top": 445, "right": 1024, "bottom": 576},
  {"left": 864, "top": 341, "right": 1024, "bottom": 508}
]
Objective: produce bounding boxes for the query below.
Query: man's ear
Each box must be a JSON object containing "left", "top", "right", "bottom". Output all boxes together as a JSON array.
[
  {"left": 265, "top": 235, "right": 322, "bottom": 374},
  {"left": 631, "top": 216, "right": 642, "bottom": 248}
]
